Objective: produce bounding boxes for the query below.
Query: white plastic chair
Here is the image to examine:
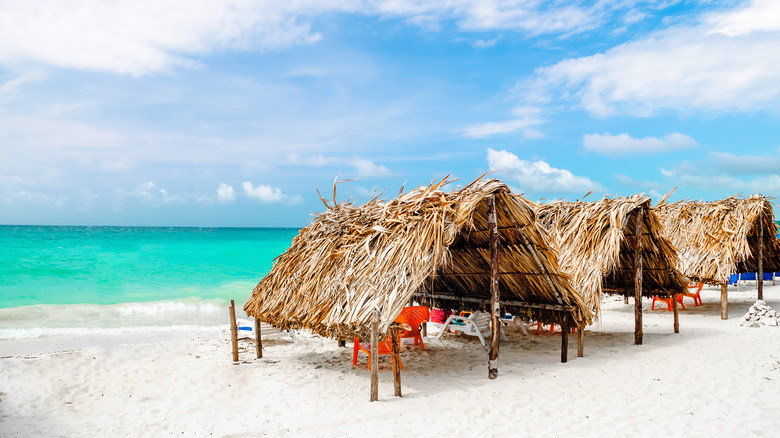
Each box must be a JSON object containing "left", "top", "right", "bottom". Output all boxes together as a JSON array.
[
  {"left": 222, "top": 318, "right": 297, "bottom": 344},
  {"left": 429, "top": 311, "right": 508, "bottom": 348}
]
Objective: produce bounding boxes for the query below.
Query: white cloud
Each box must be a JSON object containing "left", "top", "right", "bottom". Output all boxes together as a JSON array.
[
  {"left": 0, "top": 1, "right": 342, "bottom": 75},
  {"left": 524, "top": 0, "right": 780, "bottom": 116},
  {"left": 287, "top": 153, "right": 397, "bottom": 178},
  {"left": 709, "top": 151, "right": 780, "bottom": 175},
  {"left": 370, "top": 0, "right": 601, "bottom": 35},
  {"left": 486, "top": 148, "right": 603, "bottom": 194},
  {"left": 217, "top": 183, "right": 236, "bottom": 202},
  {"left": 463, "top": 116, "right": 543, "bottom": 139},
  {"left": 0, "top": 1, "right": 682, "bottom": 76},
  {"left": 659, "top": 149, "right": 780, "bottom": 193},
  {"left": 583, "top": 132, "right": 698, "bottom": 156},
  {"left": 242, "top": 181, "right": 303, "bottom": 205},
  {"left": 473, "top": 38, "right": 498, "bottom": 48}
]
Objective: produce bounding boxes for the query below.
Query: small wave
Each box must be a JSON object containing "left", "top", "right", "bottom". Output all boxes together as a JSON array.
[
  {"left": 116, "top": 300, "right": 226, "bottom": 316},
  {"left": 0, "top": 324, "right": 223, "bottom": 340}
]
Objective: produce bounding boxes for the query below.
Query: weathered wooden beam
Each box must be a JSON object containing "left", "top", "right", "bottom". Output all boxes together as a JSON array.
[
  {"left": 758, "top": 216, "right": 764, "bottom": 300},
  {"left": 672, "top": 293, "right": 679, "bottom": 334},
  {"left": 602, "top": 287, "right": 683, "bottom": 297},
  {"left": 390, "top": 326, "right": 402, "bottom": 397},
  {"left": 721, "top": 283, "right": 729, "bottom": 319},
  {"left": 577, "top": 325, "right": 584, "bottom": 358},
  {"left": 488, "top": 195, "right": 501, "bottom": 380},
  {"left": 370, "top": 309, "right": 379, "bottom": 402},
  {"left": 229, "top": 300, "right": 239, "bottom": 363},
  {"left": 634, "top": 206, "right": 644, "bottom": 345},
  {"left": 255, "top": 317, "right": 263, "bottom": 359},
  {"left": 561, "top": 312, "right": 569, "bottom": 363},
  {"left": 413, "top": 293, "right": 575, "bottom": 311}
]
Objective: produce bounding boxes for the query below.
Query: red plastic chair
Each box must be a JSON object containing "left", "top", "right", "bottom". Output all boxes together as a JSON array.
[
  {"left": 684, "top": 282, "right": 704, "bottom": 306},
  {"left": 352, "top": 336, "right": 402, "bottom": 370},
  {"left": 651, "top": 294, "right": 685, "bottom": 311},
  {"left": 397, "top": 306, "right": 429, "bottom": 350}
]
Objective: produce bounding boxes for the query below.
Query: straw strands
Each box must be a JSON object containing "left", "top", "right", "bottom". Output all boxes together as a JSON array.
[
  {"left": 656, "top": 195, "right": 780, "bottom": 284},
  {"left": 244, "top": 177, "right": 590, "bottom": 339},
  {"left": 537, "top": 195, "right": 687, "bottom": 319}
]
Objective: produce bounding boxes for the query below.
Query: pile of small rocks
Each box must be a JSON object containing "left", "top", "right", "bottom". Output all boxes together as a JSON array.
[{"left": 740, "top": 300, "right": 779, "bottom": 327}]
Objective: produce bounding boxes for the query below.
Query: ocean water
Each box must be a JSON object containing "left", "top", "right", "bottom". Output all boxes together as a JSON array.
[{"left": 0, "top": 226, "right": 298, "bottom": 350}]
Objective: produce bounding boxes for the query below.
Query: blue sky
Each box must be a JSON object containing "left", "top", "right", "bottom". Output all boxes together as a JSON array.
[{"left": 1, "top": 0, "right": 779, "bottom": 227}]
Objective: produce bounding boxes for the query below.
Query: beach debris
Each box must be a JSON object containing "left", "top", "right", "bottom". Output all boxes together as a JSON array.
[{"left": 739, "top": 300, "right": 779, "bottom": 327}]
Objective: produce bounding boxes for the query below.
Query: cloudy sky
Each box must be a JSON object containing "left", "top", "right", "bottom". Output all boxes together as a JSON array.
[{"left": 1, "top": 0, "right": 779, "bottom": 227}]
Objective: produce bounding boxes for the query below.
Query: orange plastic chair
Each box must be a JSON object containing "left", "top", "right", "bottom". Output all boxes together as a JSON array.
[
  {"left": 651, "top": 294, "right": 685, "bottom": 311},
  {"left": 352, "top": 336, "right": 403, "bottom": 370},
  {"left": 535, "top": 321, "right": 576, "bottom": 334},
  {"left": 397, "top": 306, "right": 429, "bottom": 350},
  {"left": 684, "top": 282, "right": 704, "bottom": 306}
]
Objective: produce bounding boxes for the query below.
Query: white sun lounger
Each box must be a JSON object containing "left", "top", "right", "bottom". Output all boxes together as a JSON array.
[{"left": 428, "top": 311, "right": 508, "bottom": 348}]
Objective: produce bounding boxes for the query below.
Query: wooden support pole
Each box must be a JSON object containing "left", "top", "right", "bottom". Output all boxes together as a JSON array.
[
  {"left": 390, "top": 326, "right": 402, "bottom": 397},
  {"left": 577, "top": 325, "right": 584, "bottom": 358},
  {"left": 624, "top": 295, "right": 629, "bottom": 304},
  {"left": 720, "top": 284, "right": 729, "bottom": 319},
  {"left": 634, "top": 206, "right": 644, "bottom": 345},
  {"left": 422, "top": 321, "right": 427, "bottom": 338},
  {"left": 487, "top": 196, "right": 501, "bottom": 380},
  {"left": 229, "top": 300, "right": 239, "bottom": 363},
  {"left": 255, "top": 317, "right": 263, "bottom": 359},
  {"left": 338, "top": 340, "right": 346, "bottom": 348},
  {"left": 370, "top": 309, "right": 379, "bottom": 402},
  {"left": 758, "top": 217, "right": 764, "bottom": 300},
  {"left": 672, "top": 294, "right": 679, "bottom": 334},
  {"left": 561, "top": 312, "right": 569, "bottom": 363}
]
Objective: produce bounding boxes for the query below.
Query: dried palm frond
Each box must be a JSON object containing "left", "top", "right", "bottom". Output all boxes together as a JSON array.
[
  {"left": 537, "top": 194, "right": 687, "bottom": 320},
  {"left": 244, "top": 177, "right": 590, "bottom": 339},
  {"left": 656, "top": 195, "right": 779, "bottom": 284}
]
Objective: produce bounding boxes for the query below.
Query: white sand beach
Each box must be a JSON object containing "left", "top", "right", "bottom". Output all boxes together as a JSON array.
[{"left": 2, "top": 284, "right": 780, "bottom": 437}]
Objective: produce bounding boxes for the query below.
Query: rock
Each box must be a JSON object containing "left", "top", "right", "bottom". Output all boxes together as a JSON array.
[
  {"left": 760, "top": 318, "right": 778, "bottom": 327},
  {"left": 746, "top": 321, "right": 761, "bottom": 328},
  {"left": 755, "top": 300, "right": 767, "bottom": 306}
]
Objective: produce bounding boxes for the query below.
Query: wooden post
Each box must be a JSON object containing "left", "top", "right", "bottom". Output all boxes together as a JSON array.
[
  {"left": 624, "top": 295, "right": 629, "bottom": 304},
  {"left": 487, "top": 196, "right": 501, "bottom": 380},
  {"left": 422, "top": 322, "right": 427, "bottom": 338},
  {"left": 560, "top": 312, "right": 569, "bottom": 363},
  {"left": 634, "top": 206, "right": 644, "bottom": 345},
  {"left": 370, "top": 309, "right": 379, "bottom": 402},
  {"left": 720, "top": 284, "right": 729, "bottom": 319},
  {"left": 255, "top": 317, "right": 263, "bottom": 359},
  {"left": 758, "top": 216, "right": 764, "bottom": 300},
  {"left": 390, "top": 326, "right": 402, "bottom": 397},
  {"left": 338, "top": 340, "right": 346, "bottom": 348},
  {"left": 229, "top": 300, "right": 239, "bottom": 362},
  {"left": 577, "top": 325, "right": 584, "bottom": 358},
  {"left": 672, "top": 294, "right": 679, "bottom": 334}
]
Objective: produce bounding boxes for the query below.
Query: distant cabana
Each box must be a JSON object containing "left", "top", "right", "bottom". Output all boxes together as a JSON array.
[
  {"left": 656, "top": 194, "right": 780, "bottom": 319},
  {"left": 244, "top": 177, "right": 591, "bottom": 394},
  {"left": 537, "top": 194, "right": 688, "bottom": 345}
]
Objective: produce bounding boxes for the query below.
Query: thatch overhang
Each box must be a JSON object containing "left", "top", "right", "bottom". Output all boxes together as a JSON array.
[
  {"left": 244, "top": 177, "right": 591, "bottom": 340},
  {"left": 537, "top": 195, "right": 688, "bottom": 318},
  {"left": 656, "top": 195, "right": 780, "bottom": 285}
]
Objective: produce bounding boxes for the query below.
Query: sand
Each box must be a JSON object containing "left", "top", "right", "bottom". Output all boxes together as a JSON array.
[{"left": 2, "top": 284, "right": 780, "bottom": 437}]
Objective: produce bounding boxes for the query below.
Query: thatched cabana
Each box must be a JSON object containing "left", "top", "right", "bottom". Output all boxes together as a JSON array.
[
  {"left": 656, "top": 194, "right": 780, "bottom": 319},
  {"left": 537, "top": 194, "right": 688, "bottom": 344},
  {"left": 245, "top": 177, "right": 591, "bottom": 390}
]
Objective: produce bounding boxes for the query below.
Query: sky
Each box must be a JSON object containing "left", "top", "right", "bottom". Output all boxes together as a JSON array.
[{"left": 1, "top": 0, "right": 779, "bottom": 227}]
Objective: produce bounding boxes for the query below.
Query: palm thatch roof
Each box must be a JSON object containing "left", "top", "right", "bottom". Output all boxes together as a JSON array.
[
  {"left": 656, "top": 195, "right": 780, "bottom": 284},
  {"left": 244, "top": 177, "right": 591, "bottom": 340},
  {"left": 537, "top": 195, "right": 687, "bottom": 318}
]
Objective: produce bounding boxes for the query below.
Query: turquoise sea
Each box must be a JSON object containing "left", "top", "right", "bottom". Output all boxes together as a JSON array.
[{"left": 0, "top": 226, "right": 298, "bottom": 348}]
